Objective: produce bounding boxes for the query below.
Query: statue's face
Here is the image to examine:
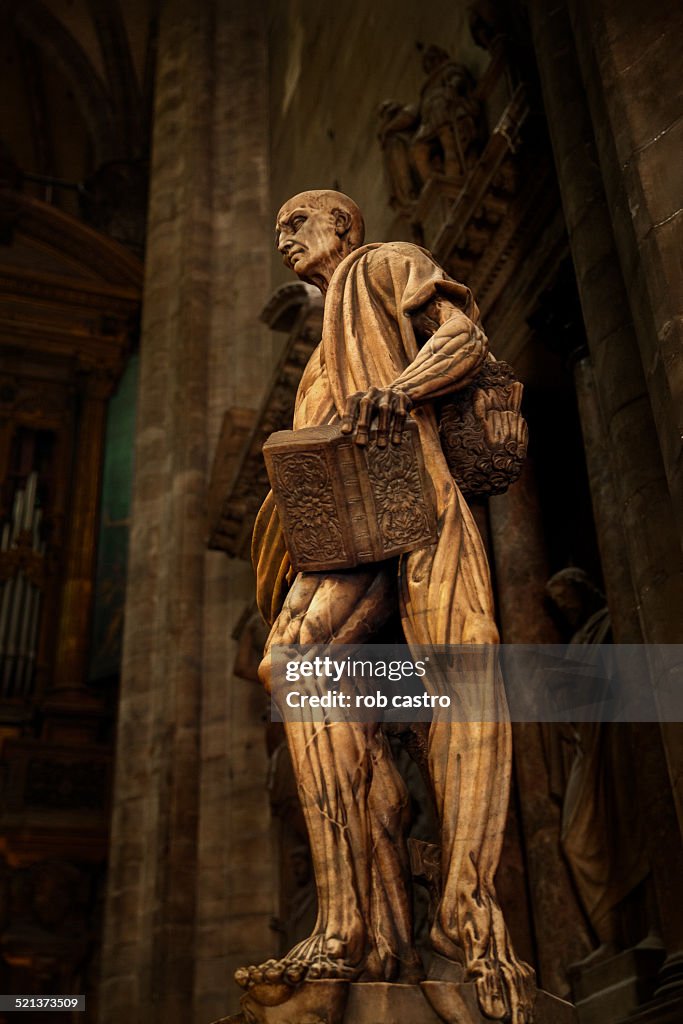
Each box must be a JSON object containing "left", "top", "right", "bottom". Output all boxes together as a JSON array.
[
  {"left": 547, "top": 581, "right": 584, "bottom": 630},
  {"left": 276, "top": 196, "right": 344, "bottom": 285}
]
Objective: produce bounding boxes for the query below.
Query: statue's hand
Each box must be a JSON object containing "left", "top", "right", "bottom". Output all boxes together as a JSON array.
[
  {"left": 341, "top": 386, "right": 413, "bottom": 447},
  {"left": 473, "top": 381, "right": 528, "bottom": 449}
]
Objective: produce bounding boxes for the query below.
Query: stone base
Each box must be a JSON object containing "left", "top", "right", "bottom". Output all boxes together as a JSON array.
[
  {"left": 571, "top": 945, "right": 664, "bottom": 1024},
  {"left": 617, "top": 991, "right": 683, "bottom": 1024},
  {"left": 212, "top": 981, "right": 576, "bottom": 1024}
]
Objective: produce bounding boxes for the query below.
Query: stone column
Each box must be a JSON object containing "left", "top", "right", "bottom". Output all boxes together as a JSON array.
[
  {"left": 568, "top": 0, "right": 683, "bottom": 548},
  {"left": 194, "top": 3, "right": 276, "bottom": 1021},
  {"left": 571, "top": 356, "right": 642, "bottom": 643},
  {"left": 98, "top": 2, "right": 212, "bottom": 1019},
  {"left": 527, "top": 2, "right": 683, "bottom": 818},
  {"left": 528, "top": 0, "right": 683, "bottom": 648},
  {"left": 489, "top": 464, "right": 592, "bottom": 996},
  {"left": 99, "top": 1, "right": 276, "bottom": 1021},
  {"left": 528, "top": 2, "right": 683, "bottom": 1014}
]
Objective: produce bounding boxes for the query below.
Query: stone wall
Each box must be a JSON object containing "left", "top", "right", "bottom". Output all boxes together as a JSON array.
[
  {"left": 99, "top": 3, "right": 276, "bottom": 1023},
  {"left": 99, "top": 1, "right": 683, "bottom": 1021},
  {"left": 266, "top": 0, "right": 487, "bottom": 283}
]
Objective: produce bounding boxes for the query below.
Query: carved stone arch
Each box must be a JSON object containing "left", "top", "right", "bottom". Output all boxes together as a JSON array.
[{"left": 0, "top": 188, "right": 143, "bottom": 291}]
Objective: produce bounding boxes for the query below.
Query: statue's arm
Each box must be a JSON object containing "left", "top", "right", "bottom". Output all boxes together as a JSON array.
[
  {"left": 342, "top": 294, "right": 487, "bottom": 446},
  {"left": 394, "top": 296, "right": 487, "bottom": 401}
]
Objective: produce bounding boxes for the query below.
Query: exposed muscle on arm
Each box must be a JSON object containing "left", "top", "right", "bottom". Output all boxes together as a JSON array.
[
  {"left": 393, "top": 295, "right": 488, "bottom": 403},
  {"left": 341, "top": 295, "right": 488, "bottom": 445}
]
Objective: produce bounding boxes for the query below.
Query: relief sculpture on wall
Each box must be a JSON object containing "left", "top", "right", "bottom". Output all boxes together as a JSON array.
[
  {"left": 378, "top": 45, "right": 484, "bottom": 214},
  {"left": 220, "top": 190, "right": 578, "bottom": 1024}
]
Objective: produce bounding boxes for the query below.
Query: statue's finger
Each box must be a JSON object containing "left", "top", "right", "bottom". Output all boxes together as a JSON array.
[
  {"left": 355, "top": 392, "right": 376, "bottom": 447},
  {"left": 520, "top": 419, "right": 529, "bottom": 450},
  {"left": 341, "top": 392, "right": 363, "bottom": 434},
  {"left": 391, "top": 392, "right": 411, "bottom": 444},
  {"left": 510, "top": 414, "right": 525, "bottom": 447},
  {"left": 506, "top": 412, "right": 521, "bottom": 446},
  {"left": 473, "top": 391, "right": 487, "bottom": 420},
  {"left": 485, "top": 413, "right": 503, "bottom": 446},
  {"left": 376, "top": 391, "right": 392, "bottom": 447},
  {"left": 486, "top": 387, "right": 503, "bottom": 411},
  {"left": 509, "top": 381, "right": 523, "bottom": 413}
]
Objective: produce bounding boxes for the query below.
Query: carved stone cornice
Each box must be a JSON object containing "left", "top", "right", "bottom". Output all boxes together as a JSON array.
[
  {"left": 377, "top": 40, "right": 559, "bottom": 326},
  {"left": 207, "top": 283, "right": 323, "bottom": 557},
  {"left": 427, "top": 84, "right": 529, "bottom": 258}
]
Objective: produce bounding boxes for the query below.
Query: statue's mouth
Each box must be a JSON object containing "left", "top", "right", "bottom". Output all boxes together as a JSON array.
[{"left": 288, "top": 247, "right": 306, "bottom": 267}]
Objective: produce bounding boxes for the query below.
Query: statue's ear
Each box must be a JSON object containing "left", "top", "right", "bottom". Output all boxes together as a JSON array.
[{"left": 333, "top": 208, "right": 352, "bottom": 238}]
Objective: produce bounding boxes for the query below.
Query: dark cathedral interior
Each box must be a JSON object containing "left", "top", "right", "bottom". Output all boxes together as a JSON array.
[{"left": 0, "top": 1, "right": 681, "bottom": 1022}]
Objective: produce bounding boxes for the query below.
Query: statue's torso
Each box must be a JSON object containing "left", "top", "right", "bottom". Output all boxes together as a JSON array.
[{"left": 293, "top": 341, "right": 336, "bottom": 430}]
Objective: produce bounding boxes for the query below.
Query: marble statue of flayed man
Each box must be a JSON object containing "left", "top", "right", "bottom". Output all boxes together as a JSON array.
[{"left": 234, "top": 190, "right": 537, "bottom": 1024}]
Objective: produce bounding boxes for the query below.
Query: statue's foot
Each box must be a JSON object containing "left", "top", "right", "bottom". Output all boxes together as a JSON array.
[
  {"left": 429, "top": 924, "right": 535, "bottom": 1023},
  {"left": 467, "top": 953, "right": 536, "bottom": 1024},
  {"left": 234, "top": 934, "right": 361, "bottom": 1004}
]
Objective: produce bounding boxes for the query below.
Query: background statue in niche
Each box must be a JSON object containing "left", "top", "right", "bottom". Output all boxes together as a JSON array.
[
  {"left": 544, "top": 568, "right": 654, "bottom": 969},
  {"left": 410, "top": 45, "right": 484, "bottom": 186},
  {"left": 236, "top": 189, "right": 535, "bottom": 1024}
]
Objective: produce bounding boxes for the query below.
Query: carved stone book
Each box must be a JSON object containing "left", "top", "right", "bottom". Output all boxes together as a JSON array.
[{"left": 263, "top": 421, "right": 438, "bottom": 572}]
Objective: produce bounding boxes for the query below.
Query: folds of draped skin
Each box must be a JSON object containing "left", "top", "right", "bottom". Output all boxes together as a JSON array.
[{"left": 244, "top": 239, "right": 536, "bottom": 1023}]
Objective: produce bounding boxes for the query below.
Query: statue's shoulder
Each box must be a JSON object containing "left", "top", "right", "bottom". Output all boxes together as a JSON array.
[{"left": 357, "top": 240, "right": 440, "bottom": 271}]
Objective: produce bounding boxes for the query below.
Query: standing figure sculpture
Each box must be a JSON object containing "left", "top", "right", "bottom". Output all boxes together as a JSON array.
[
  {"left": 236, "top": 190, "right": 535, "bottom": 1024},
  {"left": 411, "top": 46, "right": 483, "bottom": 185},
  {"left": 545, "top": 569, "right": 651, "bottom": 968}
]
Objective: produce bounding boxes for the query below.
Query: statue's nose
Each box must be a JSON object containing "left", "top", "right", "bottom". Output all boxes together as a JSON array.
[{"left": 278, "top": 235, "right": 292, "bottom": 255}]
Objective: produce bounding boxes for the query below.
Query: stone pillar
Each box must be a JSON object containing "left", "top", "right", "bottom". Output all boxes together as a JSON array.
[
  {"left": 528, "top": 3, "right": 683, "bottom": 833},
  {"left": 99, "top": 3, "right": 274, "bottom": 1023},
  {"left": 571, "top": 355, "right": 641, "bottom": 643},
  {"left": 489, "top": 464, "right": 592, "bottom": 996},
  {"left": 528, "top": 0, "right": 683, "bottom": 649},
  {"left": 568, "top": 0, "right": 683, "bottom": 548},
  {"left": 98, "top": 3, "right": 211, "bottom": 1020},
  {"left": 528, "top": 2, "right": 683, "bottom": 1014},
  {"left": 195, "top": 2, "right": 276, "bottom": 1021}
]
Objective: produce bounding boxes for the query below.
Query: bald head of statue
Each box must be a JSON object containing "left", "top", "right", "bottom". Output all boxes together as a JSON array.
[{"left": 275, "top": 189, "right": 365, "bottom": 293}]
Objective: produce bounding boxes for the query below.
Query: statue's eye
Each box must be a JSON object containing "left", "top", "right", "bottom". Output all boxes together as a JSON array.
[{"left": 292, "top": 216, "right": 306, "bottom": 230}]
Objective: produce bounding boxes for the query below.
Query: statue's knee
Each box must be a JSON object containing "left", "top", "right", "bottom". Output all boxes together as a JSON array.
[{"left": 462, "top": 614, "right": 499, "bottom": 645}]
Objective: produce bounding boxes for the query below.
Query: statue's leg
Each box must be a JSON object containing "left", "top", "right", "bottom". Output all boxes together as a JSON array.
[
  {"left": 364, "top": 726, "right": 423, "bottom": 983},
  {"left": 237, "top": 565, "right": 416, "bottom": 992},
  {"left": 401, "top": 491, "right": 535, "bottom": 1023}
]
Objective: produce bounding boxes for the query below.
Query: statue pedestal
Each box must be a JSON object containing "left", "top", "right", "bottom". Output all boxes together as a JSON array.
[
  {"left": 212, "top": 980, "right": 576, "bottom": 1024},
  {"left": 571, "top": 945, "right": 664, "bottom": 1024}
]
